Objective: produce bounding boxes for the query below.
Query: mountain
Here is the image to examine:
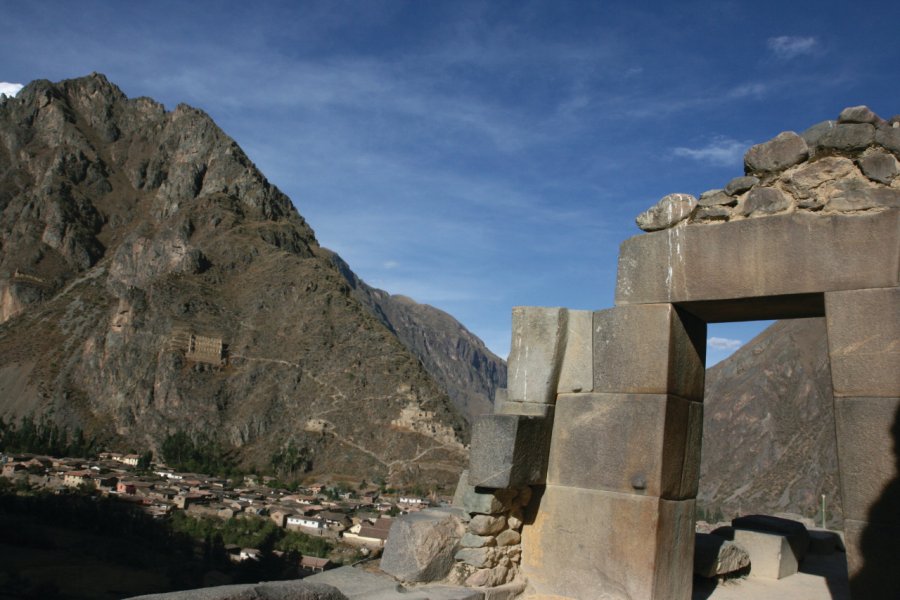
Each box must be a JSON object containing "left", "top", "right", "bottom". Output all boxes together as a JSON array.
[
  {"left": 321, "top": 248, "right": 505, "bottom": 420},
  {"left": 0, "top": 73, "right": 488, "bottom": 487},
  {"left": 699, "top": 318, "right": 843, "bottom": 526}
]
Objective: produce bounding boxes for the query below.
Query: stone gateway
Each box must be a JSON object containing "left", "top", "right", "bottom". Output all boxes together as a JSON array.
[{"left": 467, "top": 106, "right": 899, "bottom": 599}]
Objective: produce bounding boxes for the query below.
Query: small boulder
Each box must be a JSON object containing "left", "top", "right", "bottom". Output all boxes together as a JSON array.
[
  {"left": 495, "top": 529, "right": 521, "bottom": 546},
  {"left": 635, "top": 193, "right": 697, "bottom": 231},
  {"left": 452, "top": 470, "right": 505, "bottom": 515},
  {"left": 857, "top": 151, "right": 899, "bottom": 184},
  {"left": 724, "top": 176, "right": 759, "bottom": 196},
  {"left": 819, "top": 123, "right": 875, "bottom": 152},
  {"left": 744, "top": 131, "right": 808, "bottom": 174},
  {"left": 698, "top": 189, "right": 734, "bottom": 207},
  {"left": 455, "top": 547, "right": 495, "bottom": 569},
  {"left": 380, "top": 509, "right": 466, "bottom": 583},
  {"left": 694, "top": 533, "right": 750, "bottom": 578},
  {"left": 876, "top": 123, "right": 900, "bottom": 155},
  {"left": 802, "top": 120, "right": 836, "bottom": 155},
  {"left": 838, "top": 105, "right": 881, "bottom": 124},
  {"left": 738, "top": 187, "right": 791, "bottom": 217},
  {"left": 469, "top": 514, "right": 506, "bottom": 536}
]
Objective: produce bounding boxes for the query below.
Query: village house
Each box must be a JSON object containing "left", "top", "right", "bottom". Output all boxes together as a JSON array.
[
  {"left": 63, "top": 470, "right": 92, "bottom": 488},
  {"left": 117, "top": 481, "right": 137, "bottom": 495},
  {"left": 286, "top": 514, "right": 326, "bottom": 535},
  {"left": 300, "top": 555, "right": 331, "bottom": 573},
  {"left": 342, "top": 516, "right": 392, "bottom": 549}
]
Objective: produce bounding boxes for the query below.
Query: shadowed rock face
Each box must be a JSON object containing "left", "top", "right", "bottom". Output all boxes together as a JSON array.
[
  {"left": 0, "top": 73, "right": 469, "bottom": 485},
  {"left": 699, "top": 318, "right": 843, "bottom": 526}
]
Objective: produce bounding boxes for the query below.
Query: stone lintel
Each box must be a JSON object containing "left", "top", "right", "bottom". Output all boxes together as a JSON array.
[
  {"left": 593, "top": 304, "right": 705, "bottom": 400},
  {"left": 676, "top": 292, "right": 825, "bottom": 323},
  {"left": 826, "top": 287, "right": 900, "bottom": 398},
  {"left": 615, "top": 211, "right": 900, "bottom": 307},
  {"left": 521, "top": 485, "right": 694, "bottom": 600},
  {"left": 546, "top": 393, "right": 701, "bottom": 499},
  {"left": 468, "top": 412, "right": 554, "bottom": 489},
  {"left": 833, "top": 396, "right": 900, "bottom": 523}
]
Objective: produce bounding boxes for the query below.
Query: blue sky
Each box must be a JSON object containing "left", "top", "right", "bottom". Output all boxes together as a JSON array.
[{"left": 2, "top": 0, "right": 898, "bottom": 365}]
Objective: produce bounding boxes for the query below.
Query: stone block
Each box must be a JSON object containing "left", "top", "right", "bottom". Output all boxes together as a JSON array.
[
  {"left": 126, "top": 580, "right": 349, "bottom": 600},
  {"left": 876, "top": 122, "right": 900, "bottom": 155},
  {"left": 844, "top": 519, "right": 900, "bottom": 599},
  {"left": 452, "top": 470, "right": 505, "bottom": 515},
  {"left": 732, "top": 529, "right": 798, "bottom": 580},
  {"left": 557, "top": 309, "right": 592, "bottom": 393},
  {"left": 694, "top": 533, "right": 750, "bottom": 578},
  {"left": 496, "top": 400, "right": 551, "bottom": 418},
  {"left": 305, "top": 567, "right": 397, "bottom": 598},
  {"left": 833, "top": 397, "right": 900, "bottom": 523},
  {"left": 732, "top": 514, "right": 809, "bottom": 561},
  {"left": 819, "top": 122, "right": 876, "bottom": 151},
  {"left": 828, "top": 186, "right": 900, "bottom": 210},
  {"left": 744, "top": 131, "right": 808, "bottom": 174},
  {"left": 857, "top": 151, "right": 898, "bottom": 184},
  {"left": 615, "top": 211, "right": 900, "bottom": 313},
  {"left": 507, "top": 306, "right": 567, "bottom": 404},
  {"left": 468, "top": 414, "right": 554, "bottom": 488},
  {"left": 592, "top": 304, "right": 705, "bottom": 400},
  {"left": 825, "top": 287, "right": 900, "bottom": 398},
  {"left": 546, "top": 393, "right": 702, "bottom": 499},
  {"left": 802, "top": 120, "right": 836, "bottom": 155},
  {"left": 724, "top": 176, "right": 759, "bottom": 196},
  {"left": 380, "top": 509, "right": 465, "bottom": 583},
  {"left": 737, "top": 186, "right": 790, "bottom": 217},
  {"left": 839, "top": 105, "right": 881, "bottom": 124},
  {"left": 521, "top": 485, "right": 694, "bottom": 600}
]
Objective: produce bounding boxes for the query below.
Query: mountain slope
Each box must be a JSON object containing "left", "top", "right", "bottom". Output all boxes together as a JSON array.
[
  {"left": 321, "top": 248, "right": 506, "bottom": 420},
  {"left": 0, "top": 73, "right": 467, "bottom": 486},
  {"left": 699, "top": 318, "right": 843, "bottom": 525}
]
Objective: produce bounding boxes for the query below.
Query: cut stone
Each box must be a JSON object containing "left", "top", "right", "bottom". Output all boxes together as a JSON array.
[
  {"left": 496, "top": 400, "right": 551, "bottom": 418},
  {"left": 694, "top": 533, "right": 750, "bottom": 578},
  {"left": 507, "top": 306, "right": 567, "bottom": 404},
  {"left": 732, "top": 514, "right": 810, "bottom": 561},
  {"left": 557, "top": 309, "right": 592, "bottom": 394},
  {"left": 744, "top": 131, "right": 808, "bottom": 174},
  {"left": 380, "top": 509, "right": 465, "bottom": 583},
  {"left": 615, "top": 211, "right": 900, "bottom": 313},
  {"left": 452, "top": 471, "right": 506, "bottom": 515},
  {"left": 833, "top": 397, "right": 900, "bottom": 523},
  {"left": 636, "top": 193, "right": 697, "bottom": 232},
  {"left": 468, "top": 412, "right": 554, "bottom": 488},
  {"left": 546, "top": 393, "right": 702, "bottom": 500},
  {"left": 737, "top": 186, "right": 791, "bottom": 217},
  {"left": 732, "top": 529, "right": 799, "bottom": 580},
  {"left": 592, "top": 304, "right": 705, "bottom": 400},
  {"left": 825, "top": 287, "right": 900, "bottom": 398},
  {"left": 521, "top": 485, "right": 694, "bottom": 600}
]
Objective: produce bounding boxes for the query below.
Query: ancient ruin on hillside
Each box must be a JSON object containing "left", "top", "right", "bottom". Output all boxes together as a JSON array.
[{"left": 462, "top": 105, "right": 898, "bottom": 599}]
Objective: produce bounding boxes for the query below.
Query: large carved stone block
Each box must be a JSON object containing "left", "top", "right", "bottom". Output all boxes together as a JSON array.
[
  {"left": 615, "top": 211, "right": 900, "bottom": 318},
  {"left": 593, "top": 304, "right": 705, "bottom": 400},
  {"left": 546, "top": 393, "right": 702, "bottom": 499},
  {"left": 826, "top": 287, "right": 900, "bottom": 398},
  {"left": 468, "top": 413, "right": 554, "bottom": 489},
  {"left": 833, "top": 397, "right": 900, "bottom": 523},
  {"left": 521, "top": 486, "right": 694, "bottom": 600},
  {"left": 507, "top": 306, "right": 567, "bottom": 404}
]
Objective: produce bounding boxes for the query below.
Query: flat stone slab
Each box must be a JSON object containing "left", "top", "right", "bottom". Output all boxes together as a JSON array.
[
  {"left": 307, "top": 568, "right": 483, "bottom": 600},
  {"left": 126, "top": 580, "right": 349, "bottom": 600}
]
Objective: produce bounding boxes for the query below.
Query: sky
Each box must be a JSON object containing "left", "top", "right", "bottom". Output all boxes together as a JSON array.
[{"left": 2, "top": 0, "right": 898, "bottom": 366}]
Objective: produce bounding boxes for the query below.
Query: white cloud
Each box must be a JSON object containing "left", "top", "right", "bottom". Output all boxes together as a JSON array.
[
  {"left": 708, "top": 337, "right": 742, "bottom": 350},
  {"left": 382, "top": 260, "right": 399, "bottom": 269},
  {"left": 672, "top": 137, "right": 749, "bottom": 167},
  {"left": 0, "top": 82, "right": 23, "bottom": 97},
  {"left": 767, "top": 36, "right": 818, "bottom": 60}
]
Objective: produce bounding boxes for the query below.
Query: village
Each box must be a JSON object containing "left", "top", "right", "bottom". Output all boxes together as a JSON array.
[{"left": 0, "top": 449, "right": 447, "bottom": 574}]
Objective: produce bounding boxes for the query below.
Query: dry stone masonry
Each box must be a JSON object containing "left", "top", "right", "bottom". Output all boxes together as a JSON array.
[{"left": 464, "top": 106, "right": 899, "bottom": 600}]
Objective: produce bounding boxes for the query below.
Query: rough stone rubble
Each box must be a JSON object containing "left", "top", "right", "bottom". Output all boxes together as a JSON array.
[{"left": 636, "top": 106, "right": 900, "bottom": 232}]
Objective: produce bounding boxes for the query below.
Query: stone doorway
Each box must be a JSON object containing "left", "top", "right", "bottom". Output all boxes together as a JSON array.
[{"left": 467, "top": 209, "right": 898, "bottom": 599}]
